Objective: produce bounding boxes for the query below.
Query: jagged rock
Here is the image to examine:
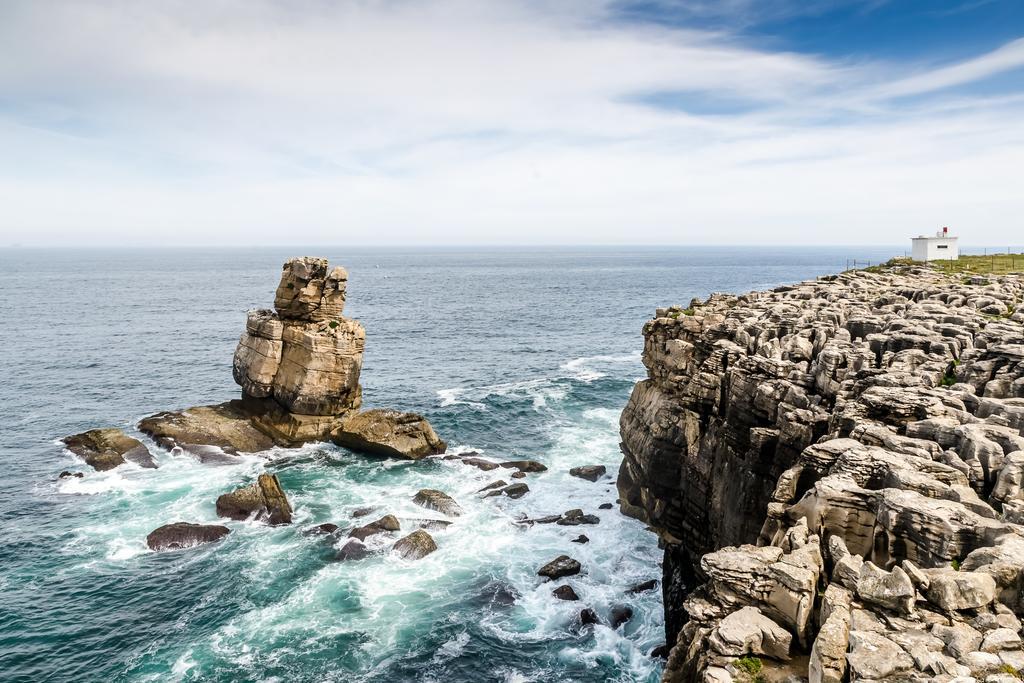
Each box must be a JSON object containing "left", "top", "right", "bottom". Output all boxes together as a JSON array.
[
  {"left": 571, "top": 534, "right": 590, "bottom": 544},
  {"left": 499, "top": 460, "right": 548, "bottom": 473},
  {"left": 569, "top": 465, "right": 607, "bottom": 482},
  {"left": 304, "top": 523, "right": 339, "bottom": 536},
  {"left": 627, "top": 579, "right": 659, "bottom": 594},
  {"left": 459, "top": 457, "right": 500, "bottom": 471},
  {"left": 336, "top": 539, "right": 371, "bottom": 561},
  {"left": 483, "top": 483, "right": 529, "bottom": 499},
  {"left": 980, "top": 628, "right": 1022, "bottom": 652},
  {"left": 61, "top": 428, "right": 155, "bottom": 471},
  {"left": 580, "top": 608, "right": 600, "bottom": 625},
  {"left": 809, "top": 591, "right": 850, "bottom": 683},
  {"left": 707, "top": 606, "right": 792, "bottom": 660},
  {"left": 609, "top": 605, "right": 634, "bottom": 629},
  {"left": 855, "top": 562, "right": 916, "bottom": 615},
  {"left": 556, "top": 509, "right": 600, "bottom": 525},
  {"left": 215, "top": 473, "right": 293, "bottom": 525},
  {"left": 478, "top": 480, "right": 507, "bottom": 492},
  {"left": 146, "top": 522, "right": 229, "bottom": 550},
  {"left": 412, "top": 489, "right": 463, "bottom": 517},
  {"left": 58, "top": 471, "right": 84, "bottom": 479},
  {"left": 933, "top": 622, "right": 984, "bottom": 659},
  {"left": 552, "top": 585, "right": 579, "bottom": 601},
  {"left": 392, "top": 530, "right": 437, "bottom": 559},
  {"left": 537, "top": 555, "right": 581, "bottom": 580},
  {"left": 847, "top": 631, "right": 916, "bottom": 680},
  {"left": 924, "top": 569, "right": 998, "bottom": 611},
  {"left": 333, "top": 409, "right": 447, "bottom": 459},
  {"left": 599, "top": 502, "right": 614, "bottom": 509},
  {"left": 348, "top": 514, "right": 400, "bottom": 541}
]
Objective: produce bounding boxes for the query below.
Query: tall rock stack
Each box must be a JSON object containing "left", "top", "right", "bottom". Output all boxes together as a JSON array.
[
  {"left": 618, "top": 266, "right": 1024, "bottom": 682},
  {"left": 233, "top": 257, "right": 365, "bottom": 416}
]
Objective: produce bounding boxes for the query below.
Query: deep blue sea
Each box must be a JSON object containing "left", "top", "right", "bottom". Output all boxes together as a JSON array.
[{"left": 0, "top": 246, "right": 899, "bottom": 683}]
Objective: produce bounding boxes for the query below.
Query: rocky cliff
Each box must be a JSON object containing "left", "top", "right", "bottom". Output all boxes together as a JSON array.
[{"left": 618, "top": 265, "right": 1024, "bottom": 682}]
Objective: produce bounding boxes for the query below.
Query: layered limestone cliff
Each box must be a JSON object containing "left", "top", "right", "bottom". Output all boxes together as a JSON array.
[{"left": 618, "top": 266, "right": 1024, "bottom": 682}]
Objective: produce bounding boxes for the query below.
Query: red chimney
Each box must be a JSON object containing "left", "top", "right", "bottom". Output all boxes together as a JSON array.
[{"left": 943, "top": 226, "right": 948, "bottom": 235}]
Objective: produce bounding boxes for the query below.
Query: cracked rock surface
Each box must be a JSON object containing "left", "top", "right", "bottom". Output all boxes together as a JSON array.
[{"left": 616, "top": 266, "right": 1024, "bottom": 682}]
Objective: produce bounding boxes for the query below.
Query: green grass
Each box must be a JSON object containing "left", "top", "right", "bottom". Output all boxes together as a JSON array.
[
  {"left": 951, "top": 558, "right": 961, "bottom": 571},
  {"left": 999, "top": 664, "right": 1023, "bottom": 680},
  {"left": 925, "top": 252, "right": 1024, "bottom": 275},
  {"left": 735, "top": 656, "right": 763, "bottom": 677}
]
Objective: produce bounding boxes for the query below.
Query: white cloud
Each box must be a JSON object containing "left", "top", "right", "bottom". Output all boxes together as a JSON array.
[{"left": 0, "top": 0, "right": 1021, "bottom": 245}]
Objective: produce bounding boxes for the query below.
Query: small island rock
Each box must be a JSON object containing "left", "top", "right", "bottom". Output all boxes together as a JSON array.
[
  {"left": 538, "top": 555, "right": 581, "bottom": 580},
  {"left": 393, "top": 530, "right": 437, "bottom": 559},
  {"left": 146, "top": 522, "right": 230, "bottom": 551},
  {"left": 61, "top": 428, "right": 155, "bottom": 471},
  {"left": 216, "top": 473, "right": 293, "bottom": 525}
]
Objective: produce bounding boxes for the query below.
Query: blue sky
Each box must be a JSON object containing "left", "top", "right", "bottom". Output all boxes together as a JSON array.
[{"left": 1, "top": 0, "right": 1022, "bottom": 245}]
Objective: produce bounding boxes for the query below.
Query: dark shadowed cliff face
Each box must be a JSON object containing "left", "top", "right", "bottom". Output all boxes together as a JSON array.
[{"left": 618, "top": 267, "right": 1024, "bottom": 683}]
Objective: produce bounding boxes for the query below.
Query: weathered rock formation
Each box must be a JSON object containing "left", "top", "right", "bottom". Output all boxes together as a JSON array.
[
  {"left": 216, "top": 473, "right": 293, "bottom": 525},
  {"left": 137, "top": 257, "right": 444, "bottom": 459},
  {"left": 61, "top": 428, "right": 156, "bottom": 470},
  {"left": 146, "top": 522, "right": 230, "bottom": 550},
  {"left": 617, "top": 266, "right": 1024, "bottom": 682},
  {"left": 392, "top": 529, "right": 437, "bottom": 559}
]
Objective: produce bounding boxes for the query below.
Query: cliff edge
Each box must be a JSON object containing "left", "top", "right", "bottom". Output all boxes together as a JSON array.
[{"left": 618, "top": 265, "right": 1024, "bottom": 682}]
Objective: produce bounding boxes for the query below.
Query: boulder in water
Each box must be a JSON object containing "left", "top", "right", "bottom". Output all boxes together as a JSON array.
[
  {"left": 61, "top": 428, "right": 155, "bottom": 471},
  {"left": 216, "top": 473, "right": 293, "bottom": 525},
  {"left": 569, "top": 465, "right": 606, "bottom": 482},
  {"left": 336, "top": 539, "right": 371, "bottom": 561},
  {"left": 146, "top": 522, "right": 230, "bottom": 551},
  {"left": 580, "top": 608, "right": 600, "bottom": 626},
  {"left": 393, "top": 530, "right": 437, "bottom": 559},
  {"left": 538, "top": 555, "right": 581, "bottom": 580},
  {"left": 571, "top": 534, "right": 590, "bottom": 544},
  {"left": 627, "top": 579, "right": 659, "bottom": 594},
  {"left": 304, "top": 523, "right": 339, "bottom": 536},
  {"left": 348, "top": 514, "right": 400, "bottom": 541},
  {"left": 333, "top": 409, "right": 447, "bottom": 459},
  {"left": 556, "top": 509, "right": 600, "bottom": 526},
  {"left": 609, "top": 605, "right": 634, "bottom": 629},
  {"left": 553, "top": 585, "right": 580, "bottom": 601},
  {"left": 58, "top": 471, "right": 84, "bottom": 479},
  {"left": 499, "top": 460, "right": 547, "bottom": 474},
  {"left": 412, "top": 489, "right": 463, "bottom": 517}
]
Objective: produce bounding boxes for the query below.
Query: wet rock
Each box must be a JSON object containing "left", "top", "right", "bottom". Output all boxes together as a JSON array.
[
  {"left": 556, "top": 509, "right": 600, "bottom": 525},
  {"left": 348, "top": 514, "right": 400, "bottom": 541},
  {"left": 569, "top": 465, "right": 607, "bottom": 482},
  {"left": 609, "top": 605, "right": 634, "bottom": 629},
  {"left": 650, "top": 644, "right": 671, "bottom": 658},
  {"left": 484, "top": 483, "right": 529, "bottom": 499},
  {"left": 598, "top": 502, "right": 614, "bottom": 510},
  {"left": 333, "top": 409, "right": 447, "bottom": 459},
  {"left": 61, "top": 428, "right": 155, "bottom": 471},
  {"left": 139, "top": 401, "right": 276, "bottom": 458},
  {"left": 146, "top": 522, "right": 230, "bottom": 551},
  {"left": 627, "top": 579, "right": 659, "bottom": 594},
  {"left": 336, "top": 539, "right": 371, "bottom": 561},
  {"left": 215, "top": 473, "right": 293, "bottom": 525},
  {"left": 511, "top": 471, "right": 527, "bottom": 479},
  {"left": 351, "top": 506, "right": 378, "bottom": 518},
  {"left": 459, "top": 457, "right": 500, "bottom": 471},
  {"left": 392, "top": 529, "right": 437, "bottom": 559},
  {"left": 483, "top": 582, "right": 519, "bottom": 607},
  {"left": 58, "top": 471, "right": 84, "bottom": 479},
  {"left": 412, "top": 489, "right": 463, "bottom": 517},
  {"left": 499, "top": 460, "right": 548, "bottom": 473},
  {"left": 552, "top": 585, "right": 579, "bottom": 601},
  {"left": 304, "top": 523, "right": 339, "bottom": 536},
  {"left": 580, "top": 608, "right": 600, "bottom": 626},
  {"left": 412, "top": 518, "right": 452, "bottom": 531},
  {"left": 571, "top": 534, "right": 590, "bottom": 544},
  {"left": 538, "top": 555, "right": 581, "bottom": 580},
  {"left": 478, "top": 480, "right": 507, "bottom": 493},
  {"left": 522, "top": 515, "right": 562, "bottom": 525}
]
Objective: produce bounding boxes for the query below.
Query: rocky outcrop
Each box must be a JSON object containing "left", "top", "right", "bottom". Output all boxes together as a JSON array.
[
  {"left": 537, "top": 555, "right": 582, "bottom": 580},
  {"left": 215, "top": 473, "right": 293, "bottom": 525},
  {"left": 392, "top": 530, "right": 437, "bottom": 559},
  {"left": 616, "top": 265, "right": 1024, "bottom": 682},
  {"left": 412, "top": 489, "right": 463, "bottom": 517},
  {"left": 146, "top": 522, "right": 230, "bottom": 550},
  {"left": 332, "top": 409, "right": 447, "bottom": 459},
  {"left": 131, "top": 257, "right": 443, "bottom": 460},
  {"left": 61, "top": 428, "right": 155, "bottom": 470}
]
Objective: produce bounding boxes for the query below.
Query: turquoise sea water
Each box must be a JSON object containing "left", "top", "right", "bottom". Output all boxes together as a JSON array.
[{"left": 0, "top": 246, "right": 898, "bottom": 682}]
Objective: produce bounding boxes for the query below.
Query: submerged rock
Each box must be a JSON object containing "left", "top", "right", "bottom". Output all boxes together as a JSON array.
[
  {"left": 571, "top": 534, "right": 590, "bottom": 544},
  {"left": 393, "top": 530, "right": 437, "bottom": 559},
  {"left": 215, "top": 473, "right": 293, "bottom": 525},
  {"left": 537, "top": 555, "right": 581, "bottom": 580},
  {"left": 146, "top": 522, "right": 230, "bottom": 551},
  {"left": 627, "top": 579, "right": 659, "bottom": 594},
  {"left": 412, "top": 489, "right": 463, "bottom": 517},
  {"left": 336, "top": 539, "right": 371, "bottom": 562},
  {"left": 484, "top": 483, "right": 530, "bottom": 499},
  {"left": 61, "top": 428, "right": 155, "bottom": 471},
  {"left": 333, "top": 409, "right": 447, "bottom": 459},
  {"left": 304, "top": 523, "right": 339, "bottom": 536},
  {"left": 569, "top": 465, "right": 607, "bottom": 482},
  {"left": 609, "top": 605, "right": 634, "bottom": 629},
  {"left": 580, "top": 608, "right": 600, "bottom": 626},
  {"left": 58, "top": 471, "right": 84, "bottom": 479}
]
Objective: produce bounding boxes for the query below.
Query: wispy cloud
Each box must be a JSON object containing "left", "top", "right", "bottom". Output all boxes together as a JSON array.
[{"left": 0, "top": 0, "right": 1021, "bottom": 245}]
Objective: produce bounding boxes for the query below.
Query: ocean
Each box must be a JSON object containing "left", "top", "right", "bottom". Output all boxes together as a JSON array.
[{"left": 0, "top": 246, "right": 899, "bottom": 682}]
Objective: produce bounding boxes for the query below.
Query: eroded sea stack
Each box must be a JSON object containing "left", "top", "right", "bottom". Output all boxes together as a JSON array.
[
  {"left": 135, "top": 257, "right": 445, "bottom": 461},
  {"left": 618, "top": 265, "right": 1024, "bottom": 682}
]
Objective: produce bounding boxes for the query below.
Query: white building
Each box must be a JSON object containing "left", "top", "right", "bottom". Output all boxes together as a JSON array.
[{"left": 912, "top": 227, "right": 959, "bottom": 262}]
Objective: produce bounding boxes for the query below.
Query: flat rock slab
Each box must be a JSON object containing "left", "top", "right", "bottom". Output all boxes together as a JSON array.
[
  {"left": 348, "top": 514, "right": 400, "bottom": 541},
  {"left": 62, "top": 428, "right": 155, "bottom": 471},
  {"left": 216, "top": 473, "right": 293, "bottom": 525},
  {"left": 413, "top": 489, "right": 463, "bottom": 517},
  {"left": 538, "top": 555, "right": 581, "bottom": 580},
  {"left": 333, "top": 409, "right": 447, "bottom": 459},
  {"left": 498, "top": 460, "right": 548, "bottom": 473},
  {"left": 484, "top": 483, "right": 530, "bottom": 499},
  {"left": 146, "top": 522, "right": 230, "bottom": 551},
  {"left": 139, "top": 400, "right": 277, "bottom": 455}
]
